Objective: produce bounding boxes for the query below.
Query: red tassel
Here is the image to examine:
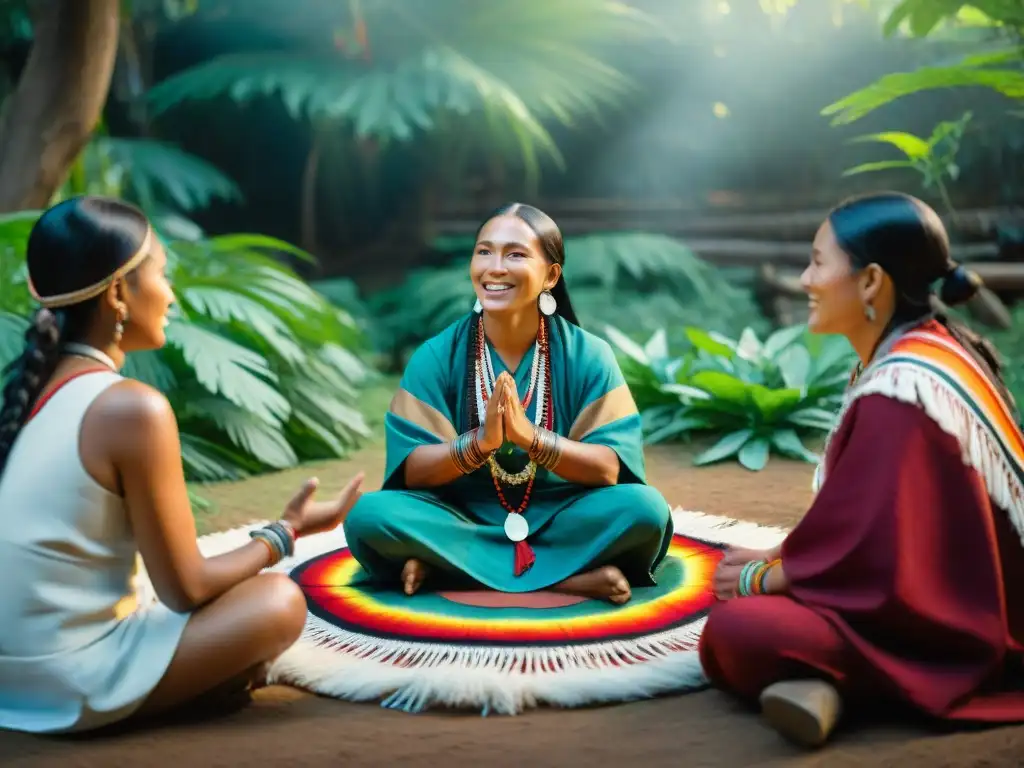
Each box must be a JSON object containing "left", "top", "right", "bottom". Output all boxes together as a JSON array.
[{"left": 514, "top": 540, "right": 536, "bottom": 576}]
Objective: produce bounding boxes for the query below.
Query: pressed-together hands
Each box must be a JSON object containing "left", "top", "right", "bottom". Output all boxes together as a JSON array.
[
  {"left": 476, "top": 371, "right": 536, "bottom": 453},
  {"left": 281, "top": 472, "right": 365, "bottom": 537}
]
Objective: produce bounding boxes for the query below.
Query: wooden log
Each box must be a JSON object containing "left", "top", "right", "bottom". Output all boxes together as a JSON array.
[
  {"left": 436, "top": 221, "right": 1003, "bottom": 263},
  {"left": 435, "top": 204, "right": 1023, "bottom": 239},
  {"left": 681, "top": 239, "right": 999, "bottom": 266},
  {"left": 964, "top": 288, "right": 1013, "bottom": 330},
  {"left": 758, "top": 265, "right": 1016, "bottom": 330},
  {"left": 970, "top": 263, "right": 1024, "bottom": 290}
]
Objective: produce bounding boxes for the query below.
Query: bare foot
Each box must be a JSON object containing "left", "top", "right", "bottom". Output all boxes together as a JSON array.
[
  {"left": 401, "top": 558, "right": 430, "bottom": 595},
  {"left": 553, "top": 565, "right": 632, "bottom": 605}
]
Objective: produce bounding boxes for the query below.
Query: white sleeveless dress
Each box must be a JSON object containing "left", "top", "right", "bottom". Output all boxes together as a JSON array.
[{"left": 0, "top": 371, "right": 190, "bottom": 733}]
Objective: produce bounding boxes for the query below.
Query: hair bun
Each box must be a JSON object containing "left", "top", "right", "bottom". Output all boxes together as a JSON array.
[{"left": 939, "top": 264, "right": 982, "bottom": 306}]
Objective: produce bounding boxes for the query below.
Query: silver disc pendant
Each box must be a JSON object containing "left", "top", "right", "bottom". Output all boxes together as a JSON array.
[{"left": 503, "top": 513, "right": 529, "bottom": 542}]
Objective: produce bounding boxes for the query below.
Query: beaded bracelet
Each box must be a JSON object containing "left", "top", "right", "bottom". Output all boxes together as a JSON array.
[
  {"left": 250, "top": 520, "right": 296, "bottom": 565},
  {"left": 736, "top": 558, "right": 781, "bottom": 597}
]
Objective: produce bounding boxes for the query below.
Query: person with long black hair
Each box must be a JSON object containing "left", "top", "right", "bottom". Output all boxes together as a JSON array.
[
  {"left": 344, "top": 203, "right": 673, "bottom": 602},
  {"left": 0, "top": 196, "right": 363, "bottom": 734},
  {"left": 700, "top": 192, "right": 1024, "bottom": 748}
]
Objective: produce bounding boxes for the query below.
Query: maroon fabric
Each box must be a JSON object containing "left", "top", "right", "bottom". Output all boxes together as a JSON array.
[
  {"left": 700, "top": 394, "right": 1024, "bottom": 722},
  {"left": 699, "top": 595, "right": 868, "bottom": 701}
]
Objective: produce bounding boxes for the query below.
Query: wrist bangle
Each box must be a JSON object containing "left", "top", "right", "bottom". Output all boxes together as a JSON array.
[
  {"left": 250, "top": 520, "right": 296, "bottom": 563},
  {"left": 251, "top": 531, "right": 281, "bottom": 566},
  {"left": 737, "top": 558, "right": 781, "bottom": 597},
  {"left": 528, "top": 427, "right": 563, "bottom": 471},
  {"left": 279, "top": 518, "right": 298, "bottom": 541},
  {"left": 450, "top": 430, "right": 490, "bottom": 475}
]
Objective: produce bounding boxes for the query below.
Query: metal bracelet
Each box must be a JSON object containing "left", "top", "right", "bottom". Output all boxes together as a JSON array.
[
  {"left": 528, "top": 427, "right": 563, "bottom": 471},
  {"left": 450, "top": 430, "right": 489, "bottom": 474}
]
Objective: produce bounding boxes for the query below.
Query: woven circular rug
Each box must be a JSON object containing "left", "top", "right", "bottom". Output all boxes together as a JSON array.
[{"left": 169, "top": 508, "right": 786, "bottom": 716}]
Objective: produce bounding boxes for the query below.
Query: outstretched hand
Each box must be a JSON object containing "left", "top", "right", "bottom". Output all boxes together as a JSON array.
[{"left": 281, "top": 472, "right": 365, "bottom": 538}]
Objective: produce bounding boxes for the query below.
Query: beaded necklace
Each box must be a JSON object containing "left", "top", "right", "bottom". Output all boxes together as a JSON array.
[{"left": 472, "top": 314, "right": 553, "bottom": 555}]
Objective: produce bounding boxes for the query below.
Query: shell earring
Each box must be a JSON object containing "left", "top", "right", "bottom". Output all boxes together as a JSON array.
[
  {"left": 538, "top": 290, "right": 557, "bottom": 316},
  {"left": 473, "top": 298, "right": 483, "bottom": 314},
  {"left": 114, "top": 307, "right": 129, "bottom": 343},
  {"left": 864, "top": 304, "right": 876, "bottom": 322}
]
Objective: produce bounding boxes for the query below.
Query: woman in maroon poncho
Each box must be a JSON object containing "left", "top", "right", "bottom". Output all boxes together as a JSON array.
[{"left": 698, "top": 192, "right": 1024, "bottom": 748}]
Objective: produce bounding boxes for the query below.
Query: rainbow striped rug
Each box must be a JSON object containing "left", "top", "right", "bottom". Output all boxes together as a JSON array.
[{"left": 180, "top": 509, "right": 786, "bottom": 715}]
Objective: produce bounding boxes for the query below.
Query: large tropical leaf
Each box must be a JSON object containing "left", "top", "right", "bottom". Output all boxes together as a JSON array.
[
  {"left": 146, "top": 1, "right": 659, "bottom": 176},
  {"left": 100, "top": 137, "right": 242, "bottom": 211},
  {"left": 164, "top": 320, "right": 291, "bottom": 423},
  {"left": 822, "top": 64, "right": 1024, "bottom": 124},
  {"left": 55, "top": 136, "right": 242, "bottom": 214},
  {"left": 184, "top": 396, "right": 299, "bottom": 470},
  {"left": 822, "top": 0, "right": 1024, "bottom": 124},
  {"left": 0, "top": 142, "right": 375, "bottom": 488}
]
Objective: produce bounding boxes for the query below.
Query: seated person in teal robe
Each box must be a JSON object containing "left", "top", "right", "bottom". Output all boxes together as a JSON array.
[{"left": 344, "top": 203, "right": 673, "bottom": 603}]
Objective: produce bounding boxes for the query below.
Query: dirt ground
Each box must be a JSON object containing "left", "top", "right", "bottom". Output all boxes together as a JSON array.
[{"left": 3, "top": 442, "right": 1023, "bottom": 767}]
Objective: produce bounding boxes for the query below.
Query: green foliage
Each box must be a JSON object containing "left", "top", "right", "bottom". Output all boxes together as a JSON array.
[
  {"left": 54, "top": 136, "right": 243, "bottom": 234},
  {"left": 0, "top": 212, "right": 373, "bottom": 483},
  {"left": 606, "top": 323, "right": 856, "bottom": 471},
  {"left": 822, "top": 1, "right": 1024, "bottom": 125},
  {"left": 985, "top": 307, "right": 1024, "bottom": 414},
  {"left": 842, "top": 111, "right": 972, "bottom": 212},
  {"left": 145, "top": 0, "right": 660, "bottom": 183},
  {"left": 360, "top": 232, "right": 764, "bottom": 369}
]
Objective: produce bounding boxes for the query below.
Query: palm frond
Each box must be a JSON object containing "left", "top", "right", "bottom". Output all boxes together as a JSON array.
[
  {"left": 164, "top": 320, "right": 291, "bottom": 424},
  {"left": 100, "top": 137, "right": 242, "bottom": 211},
  {"left": 146, "top": 1, "right": 659, "bottom": 175},
  {"left": 0, "top": 169, "right": 374, "bottom": 490},
  {"left": 822, "top": 63, "right": 1024, "bottom": 125},
  {"left": 179, "top": 433, "right": 251, "bottom": 482},
  {"left": 185, "top": 396, "right": 298, "bottom": 469},
  {"left": 122, "top": 350, "right": 177, "bottom": 390}
]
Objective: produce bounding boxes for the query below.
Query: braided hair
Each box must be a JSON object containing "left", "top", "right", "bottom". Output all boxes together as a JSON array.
[
  {"left": 828, "top": 191, "right": 1014, "bottom": 412},
  {"left": 0, "top": 196, "right": 150, "bottom": 475}
]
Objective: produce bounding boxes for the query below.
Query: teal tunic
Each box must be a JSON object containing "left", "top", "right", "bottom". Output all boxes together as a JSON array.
[{"left": 343, "top": 314, "right": 674, "bottom": 592}]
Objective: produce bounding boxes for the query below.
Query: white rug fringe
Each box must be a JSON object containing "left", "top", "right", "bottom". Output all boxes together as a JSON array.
[{"left": 132, "top": 508, "right": 787, "bottom": 715}]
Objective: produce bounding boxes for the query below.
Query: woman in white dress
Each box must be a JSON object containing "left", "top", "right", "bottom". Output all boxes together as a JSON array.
[{"left": 0, "top": 196, "right": 363, "bottom": 733}]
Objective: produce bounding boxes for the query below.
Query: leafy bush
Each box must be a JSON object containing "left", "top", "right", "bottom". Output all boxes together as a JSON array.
[
  {"left": 361, "top": 232, "right": 766, "bottom": 370},
  {"left": 606, "top": 323, "right": 856, "bottom": 471},
  {"left": 146, "top": 0, "right": 659, "bottom": 184},
  {"left": 983, "top": 307, "right": 1024, "bottom": 418},
  {"left": 0, "top": 212, "right": 373, "bottom": 484},
  {"left": 822, "top": 1, "right": 1024, "bottom": 127}
]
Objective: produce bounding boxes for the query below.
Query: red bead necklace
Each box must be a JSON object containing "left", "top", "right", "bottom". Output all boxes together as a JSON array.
[{"left": 474, "top": 315, "right": 553, "bottom": 575}]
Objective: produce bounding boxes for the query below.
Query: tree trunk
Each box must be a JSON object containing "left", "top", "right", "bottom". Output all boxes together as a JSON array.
[
  {"left": 299, "top": 131, "right": 324, "bottom": 256},
  {"left": 0, "top": 0, "right": 120, "bottom": 213}
]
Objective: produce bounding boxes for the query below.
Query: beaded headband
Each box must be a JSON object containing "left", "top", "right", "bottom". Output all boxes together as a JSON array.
[{"left": 27, "top": 227, "right": 154, "bottom": 310}]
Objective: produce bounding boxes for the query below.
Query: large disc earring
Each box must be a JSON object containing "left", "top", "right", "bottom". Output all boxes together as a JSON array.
[
  {"left": 538, "top": 290, "right": 557, "bottom": 316},
  {"left": 473, "top": 298, "right": 483, "bottom": 314},
  {"left": 864, "top": 303, "right": 876, "bottom": 322}
]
